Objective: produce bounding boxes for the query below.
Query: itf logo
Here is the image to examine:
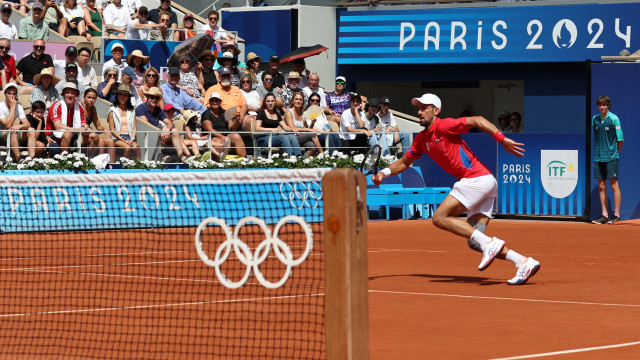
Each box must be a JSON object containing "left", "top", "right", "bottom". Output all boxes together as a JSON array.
[{"left": 541, "top": 150, "right": 579, "bottom": 198}]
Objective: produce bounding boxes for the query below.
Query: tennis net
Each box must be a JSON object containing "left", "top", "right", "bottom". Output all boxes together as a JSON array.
[{"left": 0, "top": 169, "right": 335, "bottom": 359}]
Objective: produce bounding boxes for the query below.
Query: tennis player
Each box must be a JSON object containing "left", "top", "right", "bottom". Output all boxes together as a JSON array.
[{"left": 373, "top": 93, "right": 540, "bottom": 285}]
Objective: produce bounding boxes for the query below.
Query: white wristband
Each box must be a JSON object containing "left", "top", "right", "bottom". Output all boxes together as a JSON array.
[{"left": 380, "top": 168, "right": 392, "bottom": 177}]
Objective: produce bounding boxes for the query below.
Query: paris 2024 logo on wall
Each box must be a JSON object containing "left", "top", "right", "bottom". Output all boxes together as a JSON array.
[{"left": 541, "top": 150, "right": 579, "bottom": 199}]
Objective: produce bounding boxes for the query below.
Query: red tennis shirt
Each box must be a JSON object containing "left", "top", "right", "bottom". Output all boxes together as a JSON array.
[{"left": 404, "top": 117, "right": 492, "bottom": 180}]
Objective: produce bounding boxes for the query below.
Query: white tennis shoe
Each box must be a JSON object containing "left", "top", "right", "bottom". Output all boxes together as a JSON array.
[
  {"left": 508, "top": 257, "right": 540, "bottom": 285},
  {"left": 478, "top": 237, "right": 505, "bottom": 271}
]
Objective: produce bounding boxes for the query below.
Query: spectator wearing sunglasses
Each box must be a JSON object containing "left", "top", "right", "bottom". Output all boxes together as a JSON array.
[
  {"left": 97, "top": 67, "right": 122, "bottom": 103},
  {"left": 16, "top": 39, "right": 54, "bottom": 94},
  {"left": 149, "top": 11, "right": 173, "bottom": 41},
  {"left": 256, "top": 71, "right": 280, "bottom": 100},
  {"left": 0, "top": 38, "right": 16, "bottom": 87},
  {"left": 148, "top": 0, "right": 178, "bottom": 30},
  {"left": 138, "top": 66, "right": 164, "bottom": 108},
  {"left": 0, "top": 4, "right": 17, "bottom": 39},
  {"left": 280, "top": 71, "right": 308, "bottom": 108},
  {"left": 258, "top": 54, "right": 285, "bottom": 92},
  {"left": 177, "top": 55, "right": 205, "bottom": 104},
  {"left": 197, "top": 50, "right": 218, "bottom": 91},
  {"left": 325, "top": 76, "right": 351, "bottom": 124},
  {"left": 202, "top": 10, "right": 230, "bottom": 43}
]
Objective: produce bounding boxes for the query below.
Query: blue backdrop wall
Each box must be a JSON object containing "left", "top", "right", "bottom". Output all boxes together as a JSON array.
[{"left": 590, "top": 63, "right": 640, "bottom": 221}]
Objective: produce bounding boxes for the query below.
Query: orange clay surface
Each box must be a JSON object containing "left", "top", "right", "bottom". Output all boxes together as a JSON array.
[{"left": 367, "top": 219, "right": 640, "bottom": 360}]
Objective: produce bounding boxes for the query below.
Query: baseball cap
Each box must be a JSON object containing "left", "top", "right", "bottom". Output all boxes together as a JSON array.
[
  {"left": 167, "top": 67, "right": 180, "bottom": 75},
  {"left": 269, "top": 55, "right": 280, "bottom": 62},
  {"left": 411, "top": 93, "right": 442, "bottom": 110},
  {"left": 184, "top": 13, "right": 194, "bottom": 20},
  {"left": 368, "top": 98, "right": 380, "bottom": 108},
  {"left": 349, "top": 92, "right": 361, "bottom": 102},
  {"left": 1, "top": 3, "right": 12, "bottom": 11},
  {"left": 65, "top": 63, "right": 78, "bottom": 71},
  {"left": 3, "top": 82, "right": 18, "bottom": 93},
  {"left": 163, "top": 104, "right": 175, "bottom": 111},
  {"left": 31, "top": 2, "right": 43, "bottom": 10},
  {"left": 65, "top": 46, "right": 78, "bottom": 56},
  {"left": 217, "top": 67, "right": 232, "bottom": 76},
  {"left": 122, "top": 66, "right": 138, "bottom": 80},
  {"left": 380, "top": 96, "right": 391, "bottom": 104},
  {"left": 110, "top": 42, "right": 124, "bottom": 52},
  {"left": 138, "top": 6, "right": 148, "bottom": 14},
  {"left": 209, "top": 92, "right": 222, "bottom": 100},
  {"left": 336, "top": 76, "right": 346, "bottom": 82}
]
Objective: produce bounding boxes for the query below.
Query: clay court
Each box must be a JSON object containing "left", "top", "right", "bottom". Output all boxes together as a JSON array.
[
  {"left": 0, "top": 218, "right": 638, "bottom": 359},
  {"left": 367, "top": 219, "right": 640, "bottom": 360}
]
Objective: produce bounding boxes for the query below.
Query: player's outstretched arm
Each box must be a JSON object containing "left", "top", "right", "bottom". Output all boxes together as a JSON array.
[
  {"left": 466, "top": 116, "right": 525, "bottom": 158},
  {"left": 372, "top": 155, "right": 414, "bottom": 185}
]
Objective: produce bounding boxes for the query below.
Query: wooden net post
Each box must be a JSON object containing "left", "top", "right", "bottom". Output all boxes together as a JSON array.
[{"left": 322, "top": 168, "right": 370, "bottom": 360}]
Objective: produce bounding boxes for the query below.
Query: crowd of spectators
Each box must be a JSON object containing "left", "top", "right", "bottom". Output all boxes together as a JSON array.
[{"left": 2, "top": 4, "right": 413, "bottom": 164}]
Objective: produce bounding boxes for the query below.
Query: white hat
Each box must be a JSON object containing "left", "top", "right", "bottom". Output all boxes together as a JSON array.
[
  {"left": 3, "top": 82, "right": 18, "bottom": 93},
  {"left": 411, "top": 93, "right": 442, "bottom": 110},
  {"left": 209, "top": 92, "right": 222, "bottom": 100},
  {"left": 110, "top": 42, "right": 124, "bottom": 51}
]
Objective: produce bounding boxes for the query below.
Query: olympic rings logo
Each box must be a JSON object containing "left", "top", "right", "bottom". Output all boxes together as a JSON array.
[
  {"left": 279, "top": 181, "right": 322, "bottom": 209},
  {"left": 194, "top": 215, "right": 314, "bottom": 289}
]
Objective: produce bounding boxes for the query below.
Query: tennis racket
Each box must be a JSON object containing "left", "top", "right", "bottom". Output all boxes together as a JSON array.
[{"left": 360, "top": 145, "right": 381, "bottom": 175}]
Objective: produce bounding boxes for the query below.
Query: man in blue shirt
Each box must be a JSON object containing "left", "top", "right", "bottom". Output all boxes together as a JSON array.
[
  {"left": 136, "top": 86, "right": 193, "bottom": 162},
  {"left": 160, "top": 67, "right": 206, "bottom": 117},
  {"left": 591, "top": 95, "right": 624, "bottom": 224}
]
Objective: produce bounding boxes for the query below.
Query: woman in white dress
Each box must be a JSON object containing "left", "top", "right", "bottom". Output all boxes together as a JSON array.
[{"left": 107, "top": 84, "right": 139, "bottom": 160}]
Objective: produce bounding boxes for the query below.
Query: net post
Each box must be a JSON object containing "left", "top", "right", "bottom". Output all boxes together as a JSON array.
[{"left": 322, "top": 168, "right": 370, "bottom": 360}]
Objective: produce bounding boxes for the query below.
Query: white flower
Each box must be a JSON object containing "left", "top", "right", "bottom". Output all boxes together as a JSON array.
[
  {"left": 271, "top": 153, "right": 280, "bottom": 159},
  {"left": 353, "top": 154, "right": 364, "bottom": 163},
  {"left": 303, "top": 157, "right": 311, "bottom": 164}
]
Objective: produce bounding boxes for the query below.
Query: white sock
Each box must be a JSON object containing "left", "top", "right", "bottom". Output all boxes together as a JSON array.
[
  {"left": 505, "top": 250, "right": 526, "bottom": 266},
  {"left": 470, "top": 229, "right": 492, "bottom": 250}
]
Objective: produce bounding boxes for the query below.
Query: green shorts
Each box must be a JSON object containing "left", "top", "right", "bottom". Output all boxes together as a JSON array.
[{"left": 594, "top": 159, "right": 619, "bottom": 180}]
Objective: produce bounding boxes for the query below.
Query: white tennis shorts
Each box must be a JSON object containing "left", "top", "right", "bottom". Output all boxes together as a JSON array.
[{"left": 448, "top": 174, "right": 497, "bottom": 218}]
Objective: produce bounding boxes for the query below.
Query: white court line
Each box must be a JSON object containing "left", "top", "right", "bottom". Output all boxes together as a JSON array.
[
  {"left": 489, "top": 340, "right": 640, "bottom": 359},
  {"left": 369, "top": 289, "right": 640, "bottom": 308},
  {"left": 0, "top": 293, "right": 325, "bottom": 318}
]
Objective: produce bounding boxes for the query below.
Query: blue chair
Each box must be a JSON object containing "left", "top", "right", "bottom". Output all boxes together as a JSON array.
[
  {"left": 366, "top": 174, "right": 406, "bottom": 220},
  {"left": 399, "top": 167, "right": 451, "bottom": 219}
]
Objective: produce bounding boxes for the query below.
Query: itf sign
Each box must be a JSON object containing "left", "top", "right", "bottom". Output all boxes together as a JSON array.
[{"left": 337, "top": 3, "right": 639, "bottom": 64}]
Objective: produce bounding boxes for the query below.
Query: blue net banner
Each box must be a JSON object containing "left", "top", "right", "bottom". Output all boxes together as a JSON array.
[
  {"left": 497, "top": 134, "right": 586, "bottom": 216},
  {"left": 0, "top": 169, "right": 328, "bottom": 233},
  {"left": 337, "top": 3, "right": 640, "bottom": 64}
]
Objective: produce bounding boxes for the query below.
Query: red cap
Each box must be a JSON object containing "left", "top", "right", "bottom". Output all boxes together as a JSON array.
[{"left": 163, "top": 104, "right": 175, "bottom": 111}]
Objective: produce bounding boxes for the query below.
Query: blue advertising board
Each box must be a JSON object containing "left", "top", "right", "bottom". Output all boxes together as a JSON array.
[
  {"left": 337, "top": 3, "right": 640, "bottom": 64},
  {"left": 223, "top": 10, "right": 293, "bottom": 58},
  {"left": 497, "top": 134, "right": 586, "bottom": 216},
  {"left": 0, "top": 170, "right": 325, "bottom": 233}
]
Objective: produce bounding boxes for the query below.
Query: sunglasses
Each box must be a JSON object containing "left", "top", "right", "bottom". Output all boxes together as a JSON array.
[
  {"left": 309, "top": 98, "right": 320, "bottom": 103},
  {"left": 336, "top": 81, "right": 346, "bottom": 85},
  {"left": 107, "top": 74, "right": 117, "bottom": 77},
  {"left": 34, "top": 45, "right": 45, "bottom": 50},
  {"left": 202, "top": 57, "right": 214, "bottom": 62},
  {"left": 180, "top": 60, "right": 190, "bottom": 63},
  {"left": 148, "top": 95, "right": 160, "bottom": 100},
  {"left": 139, "top": 12, "right": 148, "bottom": 16},
  {"left": 263, "top": 78, "right": 273, "bottom": 82},
  {"left": 0, "top": 46, "right": 9, "bottom": 51},
  {"left": 146, "top": 73, "right": 158, "bottom": 78},
  {"left": 240, "top": 80, "right": 251, "bottom": 83},
  {"left": 209, "top": 17, "right": 218, "bottom": 20}
]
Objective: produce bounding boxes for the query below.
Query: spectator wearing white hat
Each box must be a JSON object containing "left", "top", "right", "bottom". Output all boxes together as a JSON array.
[
  {"left": 101, "top": 42, "right": 128, "bottom": 81},
  {"left": 325, "top": 75, "right": 350, "bottom": 124},
  {"left": 0, "top": 82, "right": 32, "bottom": 163},
  {"left": 45, "top": 82, "right": 97, "bottom": 153}
]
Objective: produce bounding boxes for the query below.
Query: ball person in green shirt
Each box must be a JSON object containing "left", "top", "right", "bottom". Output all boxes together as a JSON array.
[{"left": 592, "top": 95, "right": 624, "bottom": 224}]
